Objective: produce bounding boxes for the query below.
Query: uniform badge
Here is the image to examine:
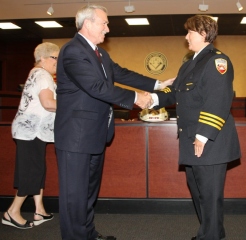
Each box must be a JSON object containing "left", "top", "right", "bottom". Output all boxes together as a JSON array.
[{"left": 215, "top": 58, "right": 227, "bottom": 74}]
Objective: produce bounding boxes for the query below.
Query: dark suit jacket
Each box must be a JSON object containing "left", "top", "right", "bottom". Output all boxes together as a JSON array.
[
  {"left": 155, "top": 44, "right": 241, "bottom": 165},
  {"left": 54, "top": 33, "right": 156, "bottom": 154}
]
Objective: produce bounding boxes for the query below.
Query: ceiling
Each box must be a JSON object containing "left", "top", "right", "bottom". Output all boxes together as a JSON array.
[{"left": 1, "top": 0, "right": 246, "bottom": 42}]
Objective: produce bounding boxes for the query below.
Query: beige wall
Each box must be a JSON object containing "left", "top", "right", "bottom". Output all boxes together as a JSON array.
[{"left": 45, "top": 36, "right": 246, "bottom": 97}]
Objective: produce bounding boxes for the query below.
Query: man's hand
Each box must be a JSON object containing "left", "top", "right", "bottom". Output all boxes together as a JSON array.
[
  {"left": 193, "top": 138, "right": 205, "bottom": 158},
  {"left": 135, "top": 92, "right": 153, "bottom": 109}
]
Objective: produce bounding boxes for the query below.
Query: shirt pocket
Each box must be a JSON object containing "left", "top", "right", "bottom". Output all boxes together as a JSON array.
[{"left": 178, "top": 82, "right": 202, "bottom": 109}]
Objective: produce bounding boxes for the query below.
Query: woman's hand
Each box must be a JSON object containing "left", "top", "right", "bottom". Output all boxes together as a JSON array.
[
  {"left": 193, "top": 138, "right": 205, "bottom": 158},
  {"left": 159, "top": 77, "right": 176, "bottom": 89}
]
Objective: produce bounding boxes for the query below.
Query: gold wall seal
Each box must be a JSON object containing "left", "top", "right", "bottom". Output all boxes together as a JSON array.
[{"left": 144, "top": 52, "right": 168, "bottom": 75}]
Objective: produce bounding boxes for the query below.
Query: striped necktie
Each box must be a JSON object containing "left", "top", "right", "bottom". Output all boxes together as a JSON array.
[{"left": 95, "top": 48, "right": 101, "bottom": 62}]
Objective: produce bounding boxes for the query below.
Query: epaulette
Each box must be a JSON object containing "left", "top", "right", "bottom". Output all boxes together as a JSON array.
[{"left": 211, "top": 48, "right": 222, "bottom": 55}]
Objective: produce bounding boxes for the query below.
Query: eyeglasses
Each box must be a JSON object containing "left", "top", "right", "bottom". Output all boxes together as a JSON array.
[{"left": 49, "top": 56, "right": 58, "bottom": 60}]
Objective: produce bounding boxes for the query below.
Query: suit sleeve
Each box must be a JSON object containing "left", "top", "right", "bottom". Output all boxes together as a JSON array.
[
  {"left": 62, "top": 44, "right": 136, "bottom": 110},
  {"left": 111, "top": 60, "right": 157, "bottom": 92},
  {"left": 196, "top": 55, "right": 234, "bottom": 140}
]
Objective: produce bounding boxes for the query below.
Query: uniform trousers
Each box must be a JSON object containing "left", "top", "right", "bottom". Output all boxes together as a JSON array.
[
  {"left": 185, "top": 164, "right": 227, "bottom": 240},
  {"left": 56, "top": 149, "right": 105, "bottom": 240}
]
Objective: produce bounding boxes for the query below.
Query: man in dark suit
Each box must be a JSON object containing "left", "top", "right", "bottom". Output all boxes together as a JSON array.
[
  {"left": 54, "top": 4, "right": 173, "bottom": 240},
  {"left": 150, "top": 15, "right": 241, "bottom": 240}
]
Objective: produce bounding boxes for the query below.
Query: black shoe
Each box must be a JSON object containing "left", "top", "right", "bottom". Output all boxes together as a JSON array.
[
  {"left": 2, "top": 212, "right": 33, "bottom": 229},
  {"left": 33, "top": 213, "right": 54, "bottom": 226},
  {"left": 95, "top": 234, "right": 116, "bottom": 240}
]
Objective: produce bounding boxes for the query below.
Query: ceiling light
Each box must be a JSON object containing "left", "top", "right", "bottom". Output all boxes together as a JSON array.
[
  {"left": 236, "top": 1, "right": 243, "bottom": 11},
  {"left": 0, "top": 22, "right": 21, "bottom": 29},
  {"left": 35, "top": 21, "right": 62, "bottom": 28},
  {"left": 125, "top": 18, "right": 149, "bottom": 25},
  {"left": 240, "top": 17, "right": 246, "bottom": 24},
  {"left": 199, "top": 1, "right": 209, "bottom": 11},
  {"left": 47, "top": 5, "right": 54, "bottom": 15},
  {"left": 125, "top": 0, "right": 135, "bottom": 13}
]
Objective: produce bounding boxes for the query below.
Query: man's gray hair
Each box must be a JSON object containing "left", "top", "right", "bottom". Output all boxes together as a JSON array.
[{"left": 75, "top": 5, "right": 108, "bottom": 31}]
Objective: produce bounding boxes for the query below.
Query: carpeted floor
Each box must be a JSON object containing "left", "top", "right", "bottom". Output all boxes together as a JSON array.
[{"left": 0, "top": 213, "right": 246, "bottom": 240}]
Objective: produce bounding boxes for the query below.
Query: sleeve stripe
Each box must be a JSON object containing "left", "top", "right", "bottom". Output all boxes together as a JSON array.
[
  {"left": 161, "top": 87, "right": 171, "bottom": 93},
  {"left": 198, "top": 119, "right": 222, "bottom": 130},
  {"left": 199, "top": 115, "right": 224, "bottom": 127},
  {"left": 200, "top": 111, "right": 225, "bottom": 123}
]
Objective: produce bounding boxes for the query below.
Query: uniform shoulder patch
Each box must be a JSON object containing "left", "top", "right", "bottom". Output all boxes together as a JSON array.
[{"left": 215, "top": 58, "right": 227, "bottom": 74}]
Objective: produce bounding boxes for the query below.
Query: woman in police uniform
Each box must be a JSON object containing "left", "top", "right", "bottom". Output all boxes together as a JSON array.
[{"left": 151, "top": 15, "right": 241, "bottom": 240}]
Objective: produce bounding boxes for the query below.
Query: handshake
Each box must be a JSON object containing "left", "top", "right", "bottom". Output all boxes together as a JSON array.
[
  {"left": 135, "top": 92, "right": 154, "bottom": 109},
  {"left": 135, "top": 77, "right": 175, "bottom": 109}
]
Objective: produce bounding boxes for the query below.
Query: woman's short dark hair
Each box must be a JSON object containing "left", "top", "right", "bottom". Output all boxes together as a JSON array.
[{"left": 184, "top": 15, "right": 218, "bottom": 43}]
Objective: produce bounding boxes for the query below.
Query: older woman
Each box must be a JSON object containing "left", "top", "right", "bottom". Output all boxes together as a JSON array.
[{"left": 1, "top": 42, "right": 59, "bottom": 229}]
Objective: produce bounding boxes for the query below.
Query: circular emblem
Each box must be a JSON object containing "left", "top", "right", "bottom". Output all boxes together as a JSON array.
[
  {"left": 182, "top": 51, "right": 194, "bottom": 64},
  {"left": 145, "top": 52, "right": 168, "bottom": 75}
]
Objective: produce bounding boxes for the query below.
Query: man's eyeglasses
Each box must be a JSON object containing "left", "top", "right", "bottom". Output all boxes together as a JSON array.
[{"left": 49, "top": 56, "right": 58, "bottom": 60}]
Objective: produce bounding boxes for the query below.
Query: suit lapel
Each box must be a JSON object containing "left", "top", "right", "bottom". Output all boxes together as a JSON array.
[
  {"left": 96, "top": 48, "right": 108, "bottom": 79},
  {"left": 174, "top": 44, "right": 215, "bottom": 88},
  {"left": 75, "top": 34, "right": 108, "bottom": 79},
  {"left": 174, "top": 59, "right": 196, "bottom": 88},
  {"left": 182, "top": 44, "right": 215, "bottom": 78},
  {"left": 181, "top": 58, "right": 197, "bottom": 79}
]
